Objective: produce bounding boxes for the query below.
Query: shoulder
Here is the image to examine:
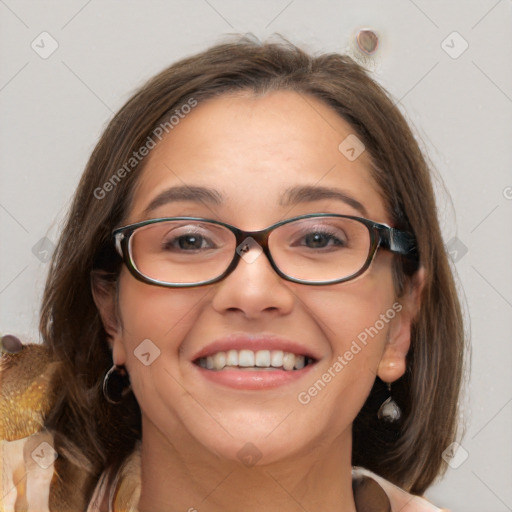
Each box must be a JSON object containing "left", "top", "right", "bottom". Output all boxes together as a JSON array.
[
  {"left": 87, "top": 441, "right": 141, "bottom": 512},
  {"left": 352, "top": 466, "right": 451, "bottom": 512}
]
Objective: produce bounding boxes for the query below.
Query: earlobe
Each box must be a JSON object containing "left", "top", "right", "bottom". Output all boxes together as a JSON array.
[
  {"left": 378, "top": 266, "right": 426, "bottom": 383},
  {"left": 90, "top": 270, "right": 121, "bottom": 341},
  {"left": 377, "top": 314, "right": 410, "bottom": 383}
]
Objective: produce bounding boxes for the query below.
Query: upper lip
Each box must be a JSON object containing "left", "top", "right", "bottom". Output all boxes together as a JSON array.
[{"left": 191, "top": 333, "right": 321, "bottom": 362}]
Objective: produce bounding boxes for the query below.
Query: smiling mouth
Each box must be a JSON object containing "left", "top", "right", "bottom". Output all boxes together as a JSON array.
[{"left": 194, "top": 349, "right": 317, "bottom": 371}]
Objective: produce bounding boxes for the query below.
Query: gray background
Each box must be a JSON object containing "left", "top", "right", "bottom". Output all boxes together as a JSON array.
[{"left": 1, "top": 1, "right": 511, "bottom": 511}]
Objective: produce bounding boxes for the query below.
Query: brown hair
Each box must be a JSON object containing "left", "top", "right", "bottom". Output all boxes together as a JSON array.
[{"left": 40, "top": 34, "right": 466, "bottom": 507}]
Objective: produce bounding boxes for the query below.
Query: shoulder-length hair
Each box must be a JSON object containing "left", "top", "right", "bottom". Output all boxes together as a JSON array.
[{"left": 40, "top": 35, "right": 466, "bottom": 508}]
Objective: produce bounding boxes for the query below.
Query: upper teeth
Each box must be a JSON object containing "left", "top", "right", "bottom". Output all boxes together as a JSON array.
[{"left": 197, "top": 349, "right": 311, "bottom": 371}]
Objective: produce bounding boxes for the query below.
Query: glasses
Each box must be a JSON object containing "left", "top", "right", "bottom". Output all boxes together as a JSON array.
[{"left": 112, "top": 213, "right": 419, "bottom": 287}]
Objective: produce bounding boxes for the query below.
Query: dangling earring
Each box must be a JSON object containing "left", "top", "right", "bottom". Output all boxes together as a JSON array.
[
  {"left": 103, "top": 364, "right": 132, "bottom": 404},
  {"left": 377, "top": 382, "right": 401, "bottom": 422}
]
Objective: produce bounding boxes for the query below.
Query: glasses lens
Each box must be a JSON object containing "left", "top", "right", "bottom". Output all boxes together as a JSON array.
[
  {"left": 269, "top": 216, "right": 371, "bottom": 282},
  {"left": 130, "top": 220, "right": 235, "bottom": 284}
]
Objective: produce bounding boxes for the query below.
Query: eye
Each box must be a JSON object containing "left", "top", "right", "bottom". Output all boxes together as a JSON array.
[
  {"left": 301, "top": 230, "right": 346, "bottom": 249},
  {"left": 161, "top": 226, "right": 217, "bottom": 252},
  {"left": 288, "top": 221, "right": 349, "bottom": 250},
  {"left": 165, "top": 233, "right": 211, "bottom": 251}
]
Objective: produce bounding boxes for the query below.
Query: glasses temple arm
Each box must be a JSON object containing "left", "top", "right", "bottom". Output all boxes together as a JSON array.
[
  {"left": 114, "top": 232, "right": 125, "bottom": 257},
  {"left": 379, "top": 227, "right": 420, "bottom": 263}
]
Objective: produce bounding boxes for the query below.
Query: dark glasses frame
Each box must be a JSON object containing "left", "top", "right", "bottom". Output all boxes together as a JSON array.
[{"left": 112, "top": 213, "right": 420, "bottom": 288}]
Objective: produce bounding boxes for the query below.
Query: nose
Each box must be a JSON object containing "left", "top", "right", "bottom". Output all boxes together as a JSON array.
[{"left": 210, "top": 239, "right": 295, "bottom": 319}]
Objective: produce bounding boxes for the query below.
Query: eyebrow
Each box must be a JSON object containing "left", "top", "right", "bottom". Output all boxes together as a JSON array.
[
  {"left": 280, "top": 185, "right": 368, "bottom": 217},
  {"left": 142, "top": 184, "right": 367, "bottom": 217},
  {"left": 142, "top": 185, "right": 223, "bottom": 217}
]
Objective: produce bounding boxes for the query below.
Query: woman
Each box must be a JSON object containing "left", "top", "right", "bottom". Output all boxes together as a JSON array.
[{"left": 0, "top": 35, "right": 465, "bottom": 511}]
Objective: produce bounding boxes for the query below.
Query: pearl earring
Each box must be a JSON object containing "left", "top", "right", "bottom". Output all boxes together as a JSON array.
[{"left": 377, "top": 382, "right": 401, "bottom": 422}]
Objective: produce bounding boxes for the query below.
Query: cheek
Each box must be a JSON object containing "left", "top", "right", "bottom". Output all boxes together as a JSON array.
[
  {"left": 293, "top": 270, "right": 397, "bottom": 426},
  {"left": 115, "top": 274, "right": 209, "bottom": 421},
  {"left": 299, "top": 264, "right": 397, "bottom": 368},
  {"left": 116, "top": 272, "right": 205, "bottom": 356}
]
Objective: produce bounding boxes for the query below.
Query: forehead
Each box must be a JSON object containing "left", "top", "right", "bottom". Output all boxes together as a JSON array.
[{"left": 127, "top": 90, "right": 388, "bottom": 225}]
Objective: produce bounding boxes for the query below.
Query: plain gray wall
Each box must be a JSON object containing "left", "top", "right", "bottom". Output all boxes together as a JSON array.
[{"left": 1, "top": 2, "right": 511, "bottom": 511}]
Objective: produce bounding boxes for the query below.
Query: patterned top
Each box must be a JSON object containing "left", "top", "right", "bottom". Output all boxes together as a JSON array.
[{"left": 2, "top": 434, "right": 449, "bottom": 512}]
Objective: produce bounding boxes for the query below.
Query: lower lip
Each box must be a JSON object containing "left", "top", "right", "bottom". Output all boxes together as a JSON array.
[{"left": 192, "top": 363, "right": 316, "bottom": 390}]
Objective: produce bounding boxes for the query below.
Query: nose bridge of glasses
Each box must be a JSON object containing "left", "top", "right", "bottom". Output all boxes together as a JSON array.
[{"left": 231, "top": 226, "right": 272, "bottom": 267}]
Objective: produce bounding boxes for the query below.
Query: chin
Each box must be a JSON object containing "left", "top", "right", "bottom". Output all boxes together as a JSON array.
[{"left": 202, "top": 434, "right": 304, "bottom": 467}]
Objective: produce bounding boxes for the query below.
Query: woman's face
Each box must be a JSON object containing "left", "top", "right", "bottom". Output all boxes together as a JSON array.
[{"left": 101, "top": 90, "right": 416, "bottom": 465}]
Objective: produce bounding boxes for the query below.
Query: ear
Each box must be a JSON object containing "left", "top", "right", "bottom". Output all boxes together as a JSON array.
[
  {"left": 377, "top": 266, "right": 425, "bottom": 383},
  {"left": 91, "top": 270, "right": 124, "bottom": 360}
]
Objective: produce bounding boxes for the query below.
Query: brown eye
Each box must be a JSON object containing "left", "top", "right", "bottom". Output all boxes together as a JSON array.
[
  {"left": 164, "top": 233, "right": 211, "bottom": 251},
  {"left": 298, "top": 230, "right": 346, "bottom": 249}
]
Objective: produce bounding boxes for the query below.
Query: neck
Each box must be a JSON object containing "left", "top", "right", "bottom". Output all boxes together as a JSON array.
[{"left": 137, "top": 418, "right": 357, "bottom": 512}]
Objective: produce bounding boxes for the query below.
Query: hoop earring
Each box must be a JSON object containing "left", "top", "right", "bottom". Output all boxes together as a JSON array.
[
  {"left": 377, "top": 382, "right": 401, "bottom": 422},
  {"left": 103, "top": 364, "right": 132, "bottom": 404}
]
